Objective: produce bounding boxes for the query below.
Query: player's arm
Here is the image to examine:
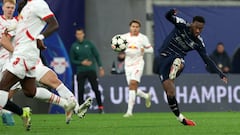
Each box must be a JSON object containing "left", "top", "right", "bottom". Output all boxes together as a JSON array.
[
  {"left": 40, "top": 16, "right": 59, "bottom": 39},
  {"left": 165, "top": 9, "right": 186, "bottom": 25},
  {"left": 142, "top": 35, "right": 153, "bottom": 53},
  {"left": 34, "top": 1, "right": 59, "bottom": 50},
  {"left": 197, "top": 45, "right": 227, "bottom": 83},
  {"left": 0, "top": 31, "right": 14, "bottom": 53}
]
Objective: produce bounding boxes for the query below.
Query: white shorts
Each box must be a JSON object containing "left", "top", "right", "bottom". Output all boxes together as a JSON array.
[
  {"left": 125, "top": 62, "right": 144, "bottom": 84},
  {"left": 35, "top": 64, "right": 51, "bottom": 81},
  {"left": 6, "top": 56, "right": 38, "bottom": 79}
]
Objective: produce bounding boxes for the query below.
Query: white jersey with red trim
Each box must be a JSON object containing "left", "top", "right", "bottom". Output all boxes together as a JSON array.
[
  {"left": 13, "top": 0, "right": 54, "bottom": 57},
  {"left": 122, "top": 32, "right": 151, "bottom": 67},
  {"left": 0, "top": 16, "right": 18, "bottom": 70}
]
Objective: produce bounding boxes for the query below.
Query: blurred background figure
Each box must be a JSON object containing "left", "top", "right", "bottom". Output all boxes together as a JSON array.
[
  {"left": 111, "top": 52, "right": 125, "bottom": 75},
  {"left": 207, "top": 42, "right": 231, "bottom": 73},
  {"left": 231, "top": 47, "right": 240, "bottom": 73},
  {"left": 70, "top": 28, "right": 105, "bottom": 113}
]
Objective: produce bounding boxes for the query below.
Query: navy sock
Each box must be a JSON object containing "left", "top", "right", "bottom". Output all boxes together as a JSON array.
[
  {"left": 3, "top": 100, "right": 23, "bottom": 116},
  {"left": 167, "top": 96, "right": 180, "bottom": 117}
]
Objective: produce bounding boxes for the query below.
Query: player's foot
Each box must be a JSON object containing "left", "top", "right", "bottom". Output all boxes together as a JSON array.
[
  {"left": 64, "top": 99, "right": 76, "bottom": 124},
  {"left": 77, "top": 97, "right": 92, "bottom": 118},
  {"left": 181, "top": 118, "right": 196, "bottom": 126},
  {"left": 64, "top": 99, "right": 76, "bottom": 112},
  {"left": 123, "top": 113, "right": 133, "bottom": 118},
  {"left": 21, "top": 107, "right": 31, "bottom": 131},
  {"left": 2, "top": 112, "right": 15, "bottom": 126},
  {"left": 65, "top": 111, "right": 73, "bottom": 124},
  {"left": 169, "top": 58, "right": 181, "bottom": 80},
  {"left": 145, "top": 92, "right": 151, "bottom": 108},
  {"left": 98, "top": 106, "right": 104, "bottom": 114}
]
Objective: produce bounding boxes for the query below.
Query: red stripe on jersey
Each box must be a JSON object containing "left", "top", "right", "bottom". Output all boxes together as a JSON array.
[
  {"left": 42, "top": 14, "right": 54, "bottom": 21},
  {"left": 26, "top": 30, "right": 34, "bottom": 41},
  {"left": 1, "top": 15, "right": 6, "bottom": 20},
  {"left": 14, "top": 16, "right": 19, "bottom": 21},
  {"left": 23, "top": 59, "right": 29, "bottom": 71}
]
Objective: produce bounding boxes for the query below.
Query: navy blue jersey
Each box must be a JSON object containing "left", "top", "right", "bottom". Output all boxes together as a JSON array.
[{"left": 157, "top": 9, "right": 225, "bottom": 78}]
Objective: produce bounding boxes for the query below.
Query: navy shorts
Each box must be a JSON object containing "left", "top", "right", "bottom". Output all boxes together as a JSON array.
[{"left": 153, "top": 54, "right": 184, "bottom": 83}]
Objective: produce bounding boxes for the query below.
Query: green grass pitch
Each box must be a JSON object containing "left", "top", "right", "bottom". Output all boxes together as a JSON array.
[{"left": 0, "top": 112, "right": 239, "bottom": 135}]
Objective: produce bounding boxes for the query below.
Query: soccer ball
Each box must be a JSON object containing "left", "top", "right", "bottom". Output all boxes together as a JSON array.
[{"left": 111, "top": 35, "right": 128, "bottom": 52}]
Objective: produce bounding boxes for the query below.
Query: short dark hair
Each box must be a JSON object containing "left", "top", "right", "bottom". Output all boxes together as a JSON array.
[
  {"left": 217, "top": 42, "right": 224, "bottom": 46},
  {"left": 129, "top": 19, "right": 141, "bottom": 27},
  {"left": 76, "top": 28, "right": 84, "bottom": 33},
  {"left": 192, "top": 16, "right": 205, "bottom": 24}
]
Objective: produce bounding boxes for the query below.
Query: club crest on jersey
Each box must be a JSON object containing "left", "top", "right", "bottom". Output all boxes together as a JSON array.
[
  {"left": 128, "top": 44, "right": 138, "bottom": 49},
  {"left": 50, "top": 57, "right": 68, "bottom": 74}
]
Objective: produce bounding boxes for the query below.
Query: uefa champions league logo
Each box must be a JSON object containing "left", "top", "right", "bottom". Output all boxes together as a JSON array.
[
  {"left": 50, "top": 57, "right": 68, "bottom": 74},
  {"left": 84, "top": 81, "right": 104, "bottom": 110}
]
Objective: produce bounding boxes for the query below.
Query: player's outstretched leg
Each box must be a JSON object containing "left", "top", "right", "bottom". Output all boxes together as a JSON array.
[
  {"left": 136, "top": 89, "right": 151, "bottom": 108},
  {"left": 76, "top": 97, "right": 92, "bottom": 118},
  {"left": 35, "top": 87, "right": 76, "bottom": 111}
]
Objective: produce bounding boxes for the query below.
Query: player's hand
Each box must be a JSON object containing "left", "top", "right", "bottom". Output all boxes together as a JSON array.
[
  {"left": 81, "top": 59, "right": 92, "bottom": 66},
  {"left": 1, "top": 31, "right": 11, "bottom": 45},
  {"left": 170, "top": 8, "right": 178, "bottom": 15},
  {"left": 221, "top": 77, "right": 228, "bottom": 84},
  {"left": 111, "top": 44, "right": 116, "bottom": 50},
  {"left": 37, "top": 39, "right": 47, "bottom": 50},
  {"left": 141, "top": 48, "right": 144, "bottom": 55},
  {"left": 0, "top": 30, "right": 14, "bottom": 53},
  {"left": 99, "top": 67, "right": 105, "bottom": 77}
]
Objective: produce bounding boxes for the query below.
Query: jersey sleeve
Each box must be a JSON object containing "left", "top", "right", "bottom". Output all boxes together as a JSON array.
[
  {"left": 165, "top": 9, "right": 187, "bottom": 26},
  {"left": 196, "top": 39, "right": 225, "bottom": 79},
  {"left": 34, "top": 1, "right": 54, "bottom": 20},
  {"left": 142, "top": 35, "right": 153, "bottom": 53},
  {"left": 142, "top": 35, "right": 151, "bottom": 48}
]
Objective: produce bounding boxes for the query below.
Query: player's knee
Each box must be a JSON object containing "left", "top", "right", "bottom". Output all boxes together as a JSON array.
[{"left": 23, "top": 89, "right": 36, "bottom": 98}]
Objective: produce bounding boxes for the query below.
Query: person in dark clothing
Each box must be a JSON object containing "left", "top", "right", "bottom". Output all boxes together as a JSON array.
[
  {"left": 154, "top": 9, "right": 228, "bottom": 126},
  {"left": 70, "top": 28, "right": 105, "bottom": 113},
  {"left": 111, "top": 52, "right": 125, "bottom": 75},
  {"left": 231, "top": 47, "right": 240, "bottom": 73},
  {"left": 208, "top": 42, "right": 231, "bottom": 73}
]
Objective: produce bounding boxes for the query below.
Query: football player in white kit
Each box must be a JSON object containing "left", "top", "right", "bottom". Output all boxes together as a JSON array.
[
  {"left": 0, "top": 0, "right": 34, "bottom": 128},
  {"left": 0, "top": 0, "right": 74, "bottom": 130},
  {"left": 121, "top": 20, "right": 153, "bottom": 117},
  {"left": 0, "top": 0, "right": 92, "bottom": 126}
]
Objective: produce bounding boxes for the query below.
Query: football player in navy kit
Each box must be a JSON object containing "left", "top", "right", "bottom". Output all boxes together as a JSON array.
[{"left": 154, "top": 9, "right": 228, "bottom": 126}]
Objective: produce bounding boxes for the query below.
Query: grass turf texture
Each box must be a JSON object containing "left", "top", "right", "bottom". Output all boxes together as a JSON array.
[{"left": 0, "top": 112, "right": 239, "bottom": 135}]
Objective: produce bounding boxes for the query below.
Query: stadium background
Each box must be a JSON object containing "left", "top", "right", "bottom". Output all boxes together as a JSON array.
[{"left": 1, "top": 0, "right": 240, "bottom": 114}]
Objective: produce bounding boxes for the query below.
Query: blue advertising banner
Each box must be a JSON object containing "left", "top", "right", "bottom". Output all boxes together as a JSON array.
[{"left": 153, "top": 6, "right": 240, "bottom": 73}]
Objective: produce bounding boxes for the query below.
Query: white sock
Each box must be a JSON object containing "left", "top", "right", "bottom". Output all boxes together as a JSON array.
[
  {"left": 126, "top": 90, "right": 136, "bottom": 114},
  {"left": 35, "top": 87, "right": 67, "bottom": 108},
  {"left": 0, "top": 90, "right": 8, "bottom": 109},
  {"left": 177, "top": 113, "right": 185, "bottom": 122},
  {"left": 56, "top": 83, "right": 79, "bottom": 112},
  {"left": 136, "top": 89, "right": 148, "bottom": 99},
  {"left": 56, "top": 83, "right": 74, "bottom": 99}
]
